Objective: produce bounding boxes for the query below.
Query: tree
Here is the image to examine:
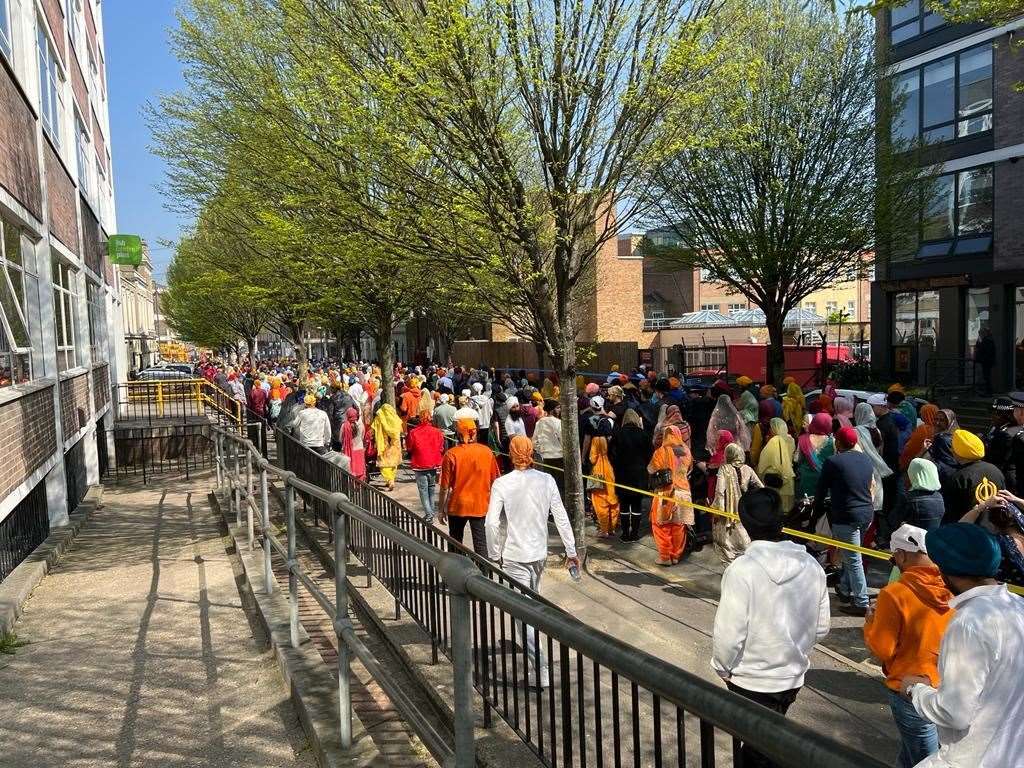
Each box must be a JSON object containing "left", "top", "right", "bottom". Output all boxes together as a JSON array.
[
  {"left": 645, "top": 0, "right": 926, "bottom": 385},
  {"left": 314, "top": 0, "right": 732, "bottom": 554},
  {"left": 164, "top": 228, "right": 272, "bottom": 356},
  {"left": 863, "top": 0, "right": 1024, "bottom": 26}
]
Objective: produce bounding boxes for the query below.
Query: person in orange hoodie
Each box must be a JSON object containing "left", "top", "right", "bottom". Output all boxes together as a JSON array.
[{"left": 863, "top": 524, "right": 953, "bottom": 768}]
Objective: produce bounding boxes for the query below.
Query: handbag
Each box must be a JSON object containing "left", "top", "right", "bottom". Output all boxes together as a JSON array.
[{"left": 650, "top": 468, "right": 673, "bottom": 488}]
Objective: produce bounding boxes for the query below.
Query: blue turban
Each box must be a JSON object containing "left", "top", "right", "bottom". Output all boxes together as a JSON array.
[{"left": 926, "top": 523, "right": 1002, "bottom": 578}]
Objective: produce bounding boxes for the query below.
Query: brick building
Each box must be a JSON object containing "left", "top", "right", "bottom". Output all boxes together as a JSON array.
[
  {"left": 0, "top": 0, "right": 122, "bottom": 578},
  {"left": 870, "top": 6, "right": 1024, "bottom": 389}
]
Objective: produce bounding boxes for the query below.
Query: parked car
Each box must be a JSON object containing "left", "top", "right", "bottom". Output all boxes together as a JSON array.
[{"left": 134, "top": 365, "right": 193, "bottom": 381}]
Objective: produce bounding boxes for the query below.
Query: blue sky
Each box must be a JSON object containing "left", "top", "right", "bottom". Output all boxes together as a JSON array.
[{"left": 104, "top": 0, "right": 186, "bottom": 282}]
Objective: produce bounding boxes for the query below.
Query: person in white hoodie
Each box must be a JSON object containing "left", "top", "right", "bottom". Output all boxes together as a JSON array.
[
  {"left": 469, "top": 382, "right": 494, "bottom": 446},
  {"left": 712, "top": 487, "right": 830, "bottom": 768}
]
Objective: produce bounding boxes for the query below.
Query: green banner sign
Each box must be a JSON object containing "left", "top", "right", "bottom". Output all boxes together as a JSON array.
[{"left": 108, "top": 234, "right": 144, "bottom": 267}]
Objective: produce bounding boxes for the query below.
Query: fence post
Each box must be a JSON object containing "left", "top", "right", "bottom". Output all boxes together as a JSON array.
[
  {"left": 233, "top": 445, "right": 241, "bottom": 528},
  {"left": 333, "top": 502, "right": 352, "bottom": 749},
  {"left": 287, "top": 484, "right": 299, "bottom": 649},
  {"left": 261, "top": 465, "right": 272, "bottom": 594},
  {"left": 215, "top": 432, "right": 223, "bottom": 490},
  {"left": 156, "top": 382, "right": 164, "bottom": 418},
  {"left": 450, "top": 590, "right": 476, "bottom": 768},
  {"left": 246, "top": 450, "right": 255, "bottom": 551}
]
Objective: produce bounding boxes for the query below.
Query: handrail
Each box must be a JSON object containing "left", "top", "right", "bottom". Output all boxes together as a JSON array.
[
  {"left": 113, "top": 379, "right": 244, "bottom": 431},
  {"left": 213, "top": 425, "right": 887, "bottom": 768}
]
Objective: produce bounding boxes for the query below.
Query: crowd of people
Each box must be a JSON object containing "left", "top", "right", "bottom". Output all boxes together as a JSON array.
[{"left": 194, "top": 355, "right": 1024, "bottom": 768}]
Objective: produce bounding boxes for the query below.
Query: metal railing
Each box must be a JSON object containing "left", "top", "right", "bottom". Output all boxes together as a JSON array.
[
  {"left": 112, "top": 379, "right": 244, "bottom": 430},
  {"left": 925, "top": 356, "right": 978, "bottom": 401},
  {"left": 218, "top": 426, "right": 886, "bottom": 768}
]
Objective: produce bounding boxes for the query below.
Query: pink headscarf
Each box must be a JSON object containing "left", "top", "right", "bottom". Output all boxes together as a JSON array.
[
  {"left": 709, "top": 429, "right": 735, "bottom": 468},
  {"left": 798, "top": 412, "right": 833, "bottom": 466}
]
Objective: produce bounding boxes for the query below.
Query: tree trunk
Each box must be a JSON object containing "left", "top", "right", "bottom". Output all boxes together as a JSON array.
[
  {"left": 534, "top": 341, "right": 547, "bottom": 375},
  {"left": 246, "top": 336, "right": 257, "bottom": 363},
  {"left": 375, "top": 319, "right": 396, "bottom": 407},
  {"left": 766, "top": 313, "right": 786, "bottom": 387},
  {"left": 287, "top": 320, "right": 308, "bottom": 379},
  {"left": 555, "top": 349, "right": 586, "bottom": 562}
]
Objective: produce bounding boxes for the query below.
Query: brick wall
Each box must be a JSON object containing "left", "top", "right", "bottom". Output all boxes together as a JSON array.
[
  {"left": 59, "top": 373, "right": 91, "bottom": 439},
  {"left": 80, "top": 194, "right": 105, "bottom": 276},
  {"left": 40, "top": 0, "right": 66, "bottom": 63},
  {"left": 85, "top": 0, "right": 98, "bottom": 58},
  {"left": 992, "top": 40, "right": 1024, "bottom": 271},
  {"left": 71, "top": 51, "right": 89, "bottom": 114},
  {"left": 45, "top": 143, "right": 79, "bottom": 253},
  {"left": 0, "top": 66, "right": 43, "bottom": 220},
  {"left": 92, "top": 109, "right": 106, "bottom": 172},
  {"left": 593, "top": 232, "right": 645, "bottom": 343},
  {"left": 92, "top": 363, "right": 110, "bottom": 412},
  {"left": 0, "top": 386, "right": 57, "bottom": 502}
]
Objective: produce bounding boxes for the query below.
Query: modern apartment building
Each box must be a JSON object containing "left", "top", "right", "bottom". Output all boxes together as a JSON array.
[
  {"left": 0, "top": 0, "right": 121, "bottom": 579},
  {"left": 871, "top": 4, "right": 1024, "bottom": 389}
]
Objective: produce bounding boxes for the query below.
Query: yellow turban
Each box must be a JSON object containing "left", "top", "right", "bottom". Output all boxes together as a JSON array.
[
  {"left": 951, "top": 429, "right": 984, "bottom": 462},
  {"left": 304, "top": 394, "right": 317, "bottom": 406},
  {"left": 888, "top": 383, "right": 906, "bottom": 394},
  {"left": 782, "top": 376, "right": 796, "bottom": 386},
  {"left": 736, "top": 375, "right": 753, "bottom": 387}
]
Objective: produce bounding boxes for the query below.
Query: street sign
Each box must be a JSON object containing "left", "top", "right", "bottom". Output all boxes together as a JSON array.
[{"left": 108, "top": 234, "right": 143, "bottom": 267}]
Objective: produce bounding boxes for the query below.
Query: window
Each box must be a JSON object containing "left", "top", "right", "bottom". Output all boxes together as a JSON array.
[
  {"left": 890, "top": 0, "right": 946, "bottom": 45},
  {"left": 826, "top": 301, "right": 838, "bottom": 314},
  {"left": 37, "top": 21, "right": 64, "bottom": 146},
  {"left": 86, "top": 279, "right": 106, "bottom": 361},
  {"left": 75, "top": 116, "right": 91, "bottom": 198},
  {"left": 0, "top": 218, "right": 34, "bottom": 388},
  {"left": 727, "top": 303, "right": 746, "bottom": 313},
  {"left": 700, "top": 303, "right": 718, "bottom": 312},
  {"left": 0, "top": 0, "right": 12, "bottom": 61},
  {"left": 891, "top": 44, "right": 992, "bottom": 146},
  {"left": 804, "top": 302, "right": 817, "bottom": 313},
  {"left": 893, "top": 290, "right": 940, "bottom": 347},
  {"left": 847, "top": 300, "right": 856, "bottom": 315},
  {"left": 67, "top": 0, "right": 82, "bottom": 52},
  {"left": 919, "top": 165, "right": 993, "bottom": 257},
  {"left": 52, "top": 255, "right": 79, "bottom": 372},
  {"left": 966, "top": 287, "right": 990, "bottom": 355}
]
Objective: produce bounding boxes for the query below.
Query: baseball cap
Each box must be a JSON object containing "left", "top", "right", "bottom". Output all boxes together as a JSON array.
[{"left": 890, "top": 524, "right": 928, "bottom": 554}]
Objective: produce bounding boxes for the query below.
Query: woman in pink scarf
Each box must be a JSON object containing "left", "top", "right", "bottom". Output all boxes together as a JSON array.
[
  {"left": 795, "top": 413, "right": 834, "bottom": 497},
  {"left": 341, "top": 407, "right": 366, "bottom": 480},
  {"left": 706, "top": 429, "right": 735, "bottom": 503}
]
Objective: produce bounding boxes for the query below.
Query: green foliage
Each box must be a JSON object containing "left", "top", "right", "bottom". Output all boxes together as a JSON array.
[
  {"left": 0, "top": 632, "right": 28, "bottom": 655},
  {"left": 646, "top": 0, "right": 927, "bottom": 384}
]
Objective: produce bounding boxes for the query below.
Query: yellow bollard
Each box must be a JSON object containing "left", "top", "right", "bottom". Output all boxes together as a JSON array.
[{"left": 156, "top": 382, "right": 164, "bottom": 417}]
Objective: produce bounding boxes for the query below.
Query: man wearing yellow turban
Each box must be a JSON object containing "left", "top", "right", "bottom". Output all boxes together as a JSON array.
[{"left": 947, "top": 429, "right": 1005, "bottom": 523}]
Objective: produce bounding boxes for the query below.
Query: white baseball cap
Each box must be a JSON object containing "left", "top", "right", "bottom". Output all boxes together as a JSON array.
[
  {"left": 891, "top": 524, "right": 928, "bottom": 554},
  {"left": 867, "top": 393, "right": 888, "bottom": 407}
]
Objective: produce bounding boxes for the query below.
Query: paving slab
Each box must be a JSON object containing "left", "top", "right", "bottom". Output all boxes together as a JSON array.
[{"left": 0, "top": 473, "right": 316, "bottom": 768}]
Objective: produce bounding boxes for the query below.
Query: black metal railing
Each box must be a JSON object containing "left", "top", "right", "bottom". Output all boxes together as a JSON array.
[
  {"left": 0, "top": 481, "right": 49, "bottom": 584},
  {"left": 111, "top": 379, "right": 243, "bottom": 430},
  {"left": 926, "top": 356, "right": 978, "bottom": 401},
  {"left": 273, "top": 427, "right": 884, "bottom": 768},
  {"left": 106, "top": 423, "right": 217, "bottom": 483}
]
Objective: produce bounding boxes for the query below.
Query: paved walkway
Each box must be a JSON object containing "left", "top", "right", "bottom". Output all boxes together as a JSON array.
[{"left": 0, "top": 474, "right": 316, "bottom": 768}]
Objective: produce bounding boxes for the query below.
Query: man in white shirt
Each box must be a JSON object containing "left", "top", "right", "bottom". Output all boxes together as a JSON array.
[
  {"left": 469, "top": 382, "right": 494, "bottom": 445},
  {"left": 902, "top": 522, "right": 1024, "bottom": 768},
  {"left": 486, "top": 435, "right": 578, "bottom": 687},
  {"left": 292, "top": 394, "right": 332, "bottom": 454},
  {"left": 712, "top": 488, "right": 830, "bottom": 768},
  {"left": 504, "top": 396, "right": 528, "bottom": 438}
]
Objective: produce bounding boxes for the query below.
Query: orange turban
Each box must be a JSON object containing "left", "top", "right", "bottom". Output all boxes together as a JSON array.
[
  {"left": 456, "top": 419, "right": 477, "bottom": 443},
  {"left": 509, "top": 435, "right": 534, "bottom": 470}
]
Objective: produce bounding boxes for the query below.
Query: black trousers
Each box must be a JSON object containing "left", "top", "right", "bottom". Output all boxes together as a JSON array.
[
  {"left": 448, "top": 515, "right": 488, "bottom": 557},
  {"left": 620, "top": 491, "right": 644, "bottom": 540},
  {"left": 726, "top": 682, "right": 801, "bottom": 768}
]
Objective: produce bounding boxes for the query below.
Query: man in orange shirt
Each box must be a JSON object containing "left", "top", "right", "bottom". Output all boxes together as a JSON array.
[
  {"left": 439, "top": 418, "right": 501, "bottom": 556},
  {"left": 863, "top": 524, "right": 953, "bottom": 768}
]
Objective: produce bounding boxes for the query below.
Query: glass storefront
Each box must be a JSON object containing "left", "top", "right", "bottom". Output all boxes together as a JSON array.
[
  {"left": 965, "top": 287, "right": 990, "bottom": 355},
  {"left": 1016, "top": 289, "right": 1024, "bottom": 389},
  {"left": 893, "top": 290, "right": 940, "bottom": 382}
]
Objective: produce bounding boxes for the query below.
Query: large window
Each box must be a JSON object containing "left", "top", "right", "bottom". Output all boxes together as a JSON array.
[
  {"left": 52, "top": 255, "right": 79, "bottom": 372},
  {"left": 0, "top": 218, "right": 34, "bottom": 388},
  {"left": 919, "top": 165, "right": 993, "bottom": 258},
  {"left": 75, "top": 115, "right": 91, "bottom": 199},
  {"left": 891, "top": 44, "right": 992, "bottom": 145},
  {"left": 966, "top": 287, "right": 990, "bottom": 355},
  {"left": 0, "top": 0, "right": 12, "bottom": 61},
  {"left": 893, "top": 290, "right": 940, "bottom": 346},
  {"left": 37, "top": 21, "right": 64, "bottom": 146},
  {"left": 890, "top": 0, "right": 946, "bottom": 45},
  {"left": 66, "top": 0, "right": 83, "bottom": 52},
  {"left": 86, "top": 279, "right": 106, "bottom": 361}
]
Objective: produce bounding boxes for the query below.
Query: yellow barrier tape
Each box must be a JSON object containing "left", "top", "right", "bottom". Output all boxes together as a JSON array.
[{"left": 439, "top": 432, "right": 1024, "bottom": 595}]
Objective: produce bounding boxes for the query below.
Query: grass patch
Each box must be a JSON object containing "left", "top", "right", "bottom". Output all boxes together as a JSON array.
[{"left": 0, "top": 632, "right": 28, "bottom": 655}]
